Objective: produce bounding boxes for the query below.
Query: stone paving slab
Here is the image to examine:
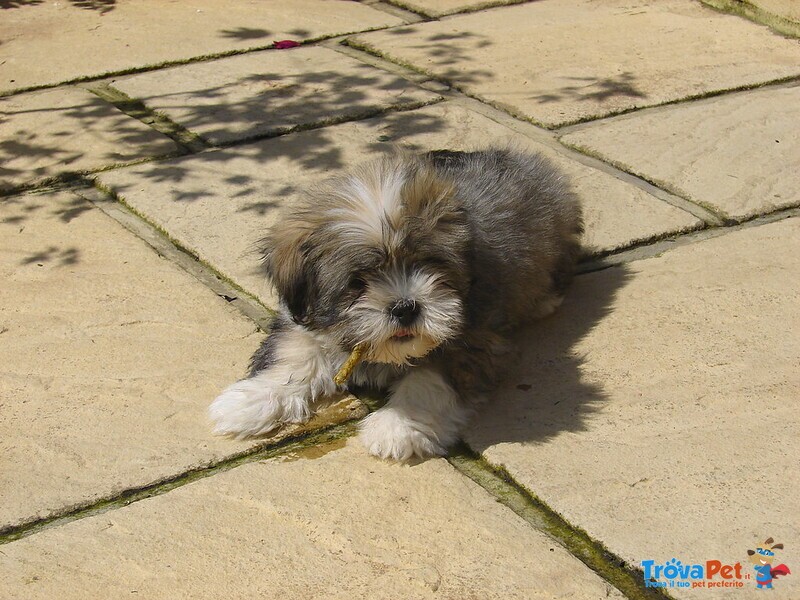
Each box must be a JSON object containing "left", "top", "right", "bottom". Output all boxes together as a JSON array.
[
  {"left": 352, "top": 0, "right": 800, "bottom": 127},
  {"left": 465, "top": 218, "right": 800, "bottom": 599},
  {"left": 0, "top": 87, "right": 179, "bottom": 192},
  {"left": 97, "top": 102, "right": 700, "bottom": 308},
  {"left": 0, "top": 0, "right": 403, "bottom": 94},
  {"left": 0, "top": 440, "right": 623, "bottom": 599},
  {"left": 112, "top": 46, "right": 439, "bottom": 146},
  {"left": 560, "top": 84, "right": 800, "bottom": 222},
  {"left": 0, "top": 191, "right": 363, "bottom": 530}
]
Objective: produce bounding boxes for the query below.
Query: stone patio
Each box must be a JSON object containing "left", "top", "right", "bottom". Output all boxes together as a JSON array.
[{"left": 1, "top": 1, "right": 798, "bottom": 598}]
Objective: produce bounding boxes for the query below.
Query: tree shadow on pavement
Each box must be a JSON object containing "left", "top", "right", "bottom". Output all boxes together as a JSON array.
[
  {"left": 1, "top": 0, "right": 116, "bottom": 13},
  {"left": 533, "top": 72, "right": 647, "bottom": 105},
  {"left": 466, "top": 265, "right": 632, "bottom": 451},
  {"left": 375, "top": 27, "right": 495, "bottom": 86},
  {"left": 0, "top": 89, "right": 178, "bottom": 197},
  {"left": 108, "top": 56, "right": 442, "bottom": 146},
  {"left": 0, "top": 48, "right": 459, "bottom": 200}
]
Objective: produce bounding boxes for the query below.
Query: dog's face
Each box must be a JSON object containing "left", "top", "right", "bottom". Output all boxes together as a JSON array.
[{"left": 262, "top": 155, "right": 471, "bottom": 364}]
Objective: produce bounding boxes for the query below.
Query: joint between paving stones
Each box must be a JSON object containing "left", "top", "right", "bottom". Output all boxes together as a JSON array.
[
  {"left": 337, "top": 39, "right": 797, "bottom": 234},
  {"left": 0, "top": 172, "right": 91, "bottom": 200},
  {"left": 556, "top": 79, "right": 800, "bottom": 140},
  {"left": 447, "top": 446, "right": 676, "bottom": 600},
  {"left": 344, "top": 37, "right": 472, "bottom": 92},
  {"left": 326, "top": 40, "right": 441, "bottom": 88},
  {"left": 80, "top": 184, "right": 276, "bottom": 330},
  {"left": 0, "top": 422, "right": 359, "bottom": 546},
  {"left": 362, "top": 0, "right": 429, "bottom": 23},
  {"left": 0, "top": 147, "right": 189, "bottom": 200},
  {"left": 0, "top": 24, "right": 421, "bottom": 100},
  {"left": 0, "top": 372, "right": 677, "bottom": 600},
  {"left": 579, "top": 207, "right": 800, "bottom": 274},
  {"left": 433, "top": 94, "right": 723, "bottom": 229},
  {"left": 552, "top": 74, "right": 800, "bottom": 131},
  {"left": 211, "top": 96, "right": 447, "bottom": 150},
  {"left": 377, "top": 0, "right": 431, "bottom": 19},
  {"left": 385, "top": 0, "right": 537, "bottom": 19},
  {"left": 85, "top": 83, "right": 210, "bottom": 153},
  {"left": 558, "top": 139, "right": 734, "bottom": 226}
]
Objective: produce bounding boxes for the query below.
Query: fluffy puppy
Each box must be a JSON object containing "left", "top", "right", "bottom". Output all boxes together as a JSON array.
[{"left": 210, "top": 148, "right": 583, "bottom": 460}]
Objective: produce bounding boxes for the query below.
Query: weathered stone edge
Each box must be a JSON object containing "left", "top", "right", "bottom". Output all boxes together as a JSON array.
[{"left": 701, "top": 0, "right": 800, "bottom": 38}]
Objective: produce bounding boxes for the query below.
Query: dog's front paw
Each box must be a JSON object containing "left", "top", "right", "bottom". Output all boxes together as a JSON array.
[
  {"left": 209, "top": 376, "right": 311, "bottom": 439},
  {"left": 359, "top": 408, "right": 446, "bottom": 461}
]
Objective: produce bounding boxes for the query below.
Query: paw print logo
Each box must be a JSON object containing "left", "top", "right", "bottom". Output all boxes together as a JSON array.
[{"left": 663, "top": 558, "right": 684, "bottom": 579}]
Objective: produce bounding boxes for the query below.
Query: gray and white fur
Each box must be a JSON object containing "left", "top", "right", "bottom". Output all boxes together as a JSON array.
[{"left": 209, "top": 148, "right": 583, "bottom": 460}]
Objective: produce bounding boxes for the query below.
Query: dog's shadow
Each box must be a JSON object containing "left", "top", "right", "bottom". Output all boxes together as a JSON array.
[{"left": 464, "top": 264, "right": 631, "bottom": 453}]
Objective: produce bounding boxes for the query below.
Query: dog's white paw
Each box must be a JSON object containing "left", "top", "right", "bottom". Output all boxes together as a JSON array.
[
  {"left": 359, "top": 408, "right": 446, "bottom": 461},
  {"left": 209, "top": 377, "right": 311, "bottom": 439}
]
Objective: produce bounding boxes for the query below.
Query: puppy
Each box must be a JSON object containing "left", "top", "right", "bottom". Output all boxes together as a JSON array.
[{"left": 210, "top": 148, "right": 583, "bottom": 460}]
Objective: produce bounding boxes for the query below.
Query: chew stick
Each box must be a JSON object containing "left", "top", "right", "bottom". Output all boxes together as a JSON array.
[{"left": 333, "top": 342, "right": 366, "bottom": 386}]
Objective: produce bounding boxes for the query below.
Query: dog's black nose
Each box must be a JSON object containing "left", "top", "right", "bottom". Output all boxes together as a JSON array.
[{"left": 389, "top": 299, "right": 419, "bottom": 326}]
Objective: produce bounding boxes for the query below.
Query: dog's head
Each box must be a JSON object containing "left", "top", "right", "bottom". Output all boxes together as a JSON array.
[{"left": 261, "top": 154, "right": 471, "bottom": 364}]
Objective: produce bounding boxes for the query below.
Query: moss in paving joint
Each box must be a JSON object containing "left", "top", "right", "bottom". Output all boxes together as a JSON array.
[
  {"left": 0, "top": 172, "right": 91, "bottom": 199},
  {"left": 0, "top": 421, "right": 359, "bottom": 546},
  {"left": 554, "top": 75, "right": 800, "bottom": 131},
  {"left": 86, "top": 84, "right": 209, "bottom": 152},
  {"left": 85, "top": 182, "right": 276, "bottom": 325},
  {"left": 343, "top": 38, "right": 557, "bottom": 128},
  {"left": 579, "top": 223, "right": 707, "bottom": 266},
  {"left": 384, "top": 0, "right": 533, "bottom": 19},
  {"left": 327, "top": 40, "right": 436, "bottom": 85},
  {"left": 345, "top": 38, "right": 463, "bottom": 89},
  {"left": 0, "top": 26, "right": 415, "bottom": 100},
  {"left": 379, "top": 0, "right": 433, "bottom": 19},
  {"left": 557, "top": 140, "right": 729, "bottom": 226},
  {"left": 437, "top": 0, "right": 538, "bottom": 19},
  {"left": 344, "top": 37, "right": 535, "bottom": 128},
  {"left": 346, "top": 38, "right": 800, "bottom": 135},
  {"left": 0, "top": 147, "right": 194, "bottom": 199},
  {"left": 364, "top": 0, "right": 429, "bottom": 23},
  {"left": 700, "top": 0, "right": 800, "bottom": 38},
  {"left": 447, "top": 446, "right": 675, "bottom": 600},
  {"left": 212, "top": 96, "right": 445, "bottom": 150},
  {"left": 579, "top": 207, "right": 800, "bottom": 274}
]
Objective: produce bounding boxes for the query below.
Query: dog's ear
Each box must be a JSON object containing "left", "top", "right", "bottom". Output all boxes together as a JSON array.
[{"left": 261, "top": 221, "right": 315, "bottom": 326}]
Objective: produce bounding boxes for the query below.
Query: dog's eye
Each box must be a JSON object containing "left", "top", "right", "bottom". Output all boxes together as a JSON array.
[{"left": 347, "top": 275, "right": 367, "bottom": 292}]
